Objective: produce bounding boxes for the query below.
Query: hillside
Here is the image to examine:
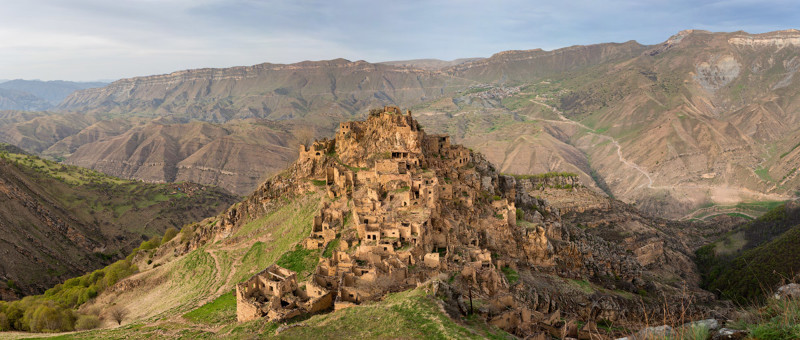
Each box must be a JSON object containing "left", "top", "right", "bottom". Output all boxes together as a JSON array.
[
  {"left": 0, "top": 107, "right": 737, "bottom": 338},
  {"left": 415, "top": 29, "right": 800, "bottom": 218},
  {"left": 0, "top": 145, "right": 238, "bottom": 297},
  {"left": 696, "top": 201, "right": 800, "bottom": 304},
  {"left": 1, "top": 30, "right": 798, "bottom": 216}
]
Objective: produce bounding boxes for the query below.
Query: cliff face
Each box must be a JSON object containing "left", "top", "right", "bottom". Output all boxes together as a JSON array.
[{"left": 58, "top": 59, "right": 473, "bottom": 123}]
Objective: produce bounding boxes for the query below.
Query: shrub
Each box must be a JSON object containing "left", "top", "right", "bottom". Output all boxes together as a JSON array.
[
  {"left": 75, "top": 314, "right": 101, "bottom": 330},
  {"left": 138, "top": 237, "right": 161, "bottom": 250},
  {"left": 161, "top": 227, "right": 179, "bottom": 244},
  {"left": 0, "top": 312, "right": 10, "bottom": 331},
  {"left": 180, "top": 225, "right": 195, "bottom": 243}
]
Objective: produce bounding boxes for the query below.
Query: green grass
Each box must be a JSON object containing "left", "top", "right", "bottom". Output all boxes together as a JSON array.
[
  {"left": 231, "top": 195, "right": 320, "bottom": 284},
  {"left": 738, "top": 298, "right": 800, "bottom": 340},
  {"left": 502, "top": 171, "right": 578, "bottom": 180},
  {"left": 182, "top": 290, "right": 236, "bottom": 325},
  {"left": 735, "top": 200, "right": 786, "bottom": 214},
  {"left": 274, "top": 287, "right": 512, "bottom": 339},
  {"left": 755, "top": 167, "right": 775, "bottom": 182},
  {"left": 322, "top": 238, "right": 340, "bottom": 258},
  {"left": 570, "top": 279, "right": 594, "bottom": 294},
  {"left": 500, "top": 266, "right": 519, "bottom": 284},
  {"left": 276, "top": 245, "right": 321, "bottom": 279},
  {"left": 26, "top": 287, "right": 513, "bottom": 339}
]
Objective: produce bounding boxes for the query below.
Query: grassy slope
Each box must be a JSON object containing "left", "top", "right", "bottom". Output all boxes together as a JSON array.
[
  {"left": 0, "top": 147, "right": 237, "bottom": 296},
  {"left": 20, "top": 287, "right": 511, "bottom": 340},
  {"left": 6, "top": 191, "right": 511, "bottom": 339},
  {"left": 697, "top": 202, "right": 800, "bottom": 303}
]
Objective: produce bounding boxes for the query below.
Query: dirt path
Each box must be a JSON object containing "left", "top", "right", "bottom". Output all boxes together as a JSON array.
[{"left": 528, "top": 99, "right": 655, "bottom": 188}]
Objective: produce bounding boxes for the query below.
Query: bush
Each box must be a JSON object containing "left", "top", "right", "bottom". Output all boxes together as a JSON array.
[
  {"left": 161, "top": 227, "right": 179, "bottom": 244},
  {"left": 0, "top": 312, "right": 9, "bottom": 331},
  {"left": 138, "top": 237, "right": 161, "bottom": 250},
  {"left": 75, "top": 314, "right": 101, "bottom": 331},
  {"left": 180, "top": 225, "right": 195, "bottom": 243}
]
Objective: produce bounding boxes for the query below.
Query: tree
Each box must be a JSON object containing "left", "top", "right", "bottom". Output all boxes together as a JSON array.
[
  {"left": 107, "top": 305, "right": 128, "bottom": 326},
  {"left": 296, "top": 126, "right": 316, "bottom": 148}
]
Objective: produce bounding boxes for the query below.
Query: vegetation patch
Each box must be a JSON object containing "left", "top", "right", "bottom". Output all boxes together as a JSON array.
[
  {"left": 503, "top": 171, "right": 578, "bottom": 179},
  {"left": 696, "top": 203, "right": 800, "bottom": 303},
  {"left": 275, "top": 287, "right": 511, "bottom": 339},
  {"left": 182, "top": 290, "right": 236, "bottom": 325},
  {"left": 276, "top": 245, "right": 322, "bottom": 279},
  {"left": 501, "top": 266, "right": 519, "bottom": 284}
]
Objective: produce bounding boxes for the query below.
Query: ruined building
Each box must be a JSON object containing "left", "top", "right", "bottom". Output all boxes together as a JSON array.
[{"left": 235, "top": 106, "right": 710, "bottom": 338}]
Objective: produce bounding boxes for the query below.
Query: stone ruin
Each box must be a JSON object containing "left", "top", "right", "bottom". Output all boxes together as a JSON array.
[
  {"left": 236, "top": 264, "right": 333, "bottom": 322},
  {"left": 235, "top": 106, "right": 665, "bottom": 338},
  {"left": 237, "top": 106, "right": 527, "bottom": 324}
]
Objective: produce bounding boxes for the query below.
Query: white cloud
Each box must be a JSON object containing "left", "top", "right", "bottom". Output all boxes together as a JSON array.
[{"left": 0, "top": 0, "right": 796, "bottom": 81}]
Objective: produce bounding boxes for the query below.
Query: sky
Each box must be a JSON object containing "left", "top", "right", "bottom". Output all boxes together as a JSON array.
[{"left": 0, "top": 0, "right": 798, "bottom": 81}]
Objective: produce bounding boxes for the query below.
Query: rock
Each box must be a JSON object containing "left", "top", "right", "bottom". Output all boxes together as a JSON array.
[
  {"left": 275, "top": 322, "right": 306, "bottom": 335},
  {"left": 712, "top": 328, "right": 748, "bottom": 340},
  {"left": 626, "top": 325, "right": 672, "bottom": 339},
  {"left": 682, "top": 318, "right": 720, "bottom": 331},
  {"left": 775, "top": 283, "right": 800, "bottom": 300}
]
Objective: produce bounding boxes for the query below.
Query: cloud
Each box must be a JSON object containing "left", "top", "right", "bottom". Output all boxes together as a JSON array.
[{"left": 0, "top": 0, "right": 796, "bottom": 80}]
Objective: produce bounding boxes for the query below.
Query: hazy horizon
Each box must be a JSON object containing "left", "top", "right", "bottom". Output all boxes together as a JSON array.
[{"left": 1, "top": 0, "right": 798, "bottom": 82}]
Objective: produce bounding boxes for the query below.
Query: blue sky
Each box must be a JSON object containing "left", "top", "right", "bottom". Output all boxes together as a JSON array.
[{"left": 0, "top": 0, "right": 797, "bottom": 81}]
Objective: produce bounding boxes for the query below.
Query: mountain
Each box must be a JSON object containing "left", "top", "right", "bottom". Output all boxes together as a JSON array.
[
  {"left": 0, "top": 80, "right": 106, "bottom": 111},
  {"left": 414, "top": 29, "right": 800, "bottom": 218},
  {"left": 3, "top": 30, "right": 799, "bottom": 218},
  {"left": 0, "top": 107, "right": 735, "bottom": 337},
  {"left": 57, "top": 59, "right": 476, "bottom": 124},
  {"left": 0, "top": 80, "right": 107, "bottom": 105},
  {"left": 0, "top": 145, "right": 238, "bottom": 297},
  {"left": 378, "top": 57, "right": 483, "bottom": 70},
  {"left": 25, "top": 41, "right": 640, "bottom": 196},
  {"left": 0, "top": 89, "right": 52, "bottom": 111}
]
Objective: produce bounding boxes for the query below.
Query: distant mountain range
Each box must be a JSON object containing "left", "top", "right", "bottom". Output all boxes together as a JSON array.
[
  {"left": 0, "top": 79, "right": 107, "bottom": 110},
  {"left": 2, "top": 29, "right": 800, "bottom": 218}
]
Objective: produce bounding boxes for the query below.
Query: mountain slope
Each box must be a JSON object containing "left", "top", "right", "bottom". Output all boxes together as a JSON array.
[
  {"left": 4, "top": 30, "right": 800, "bottom": 216},
  {"left": 0, "top": 89, "right": 51, "bottom": 111},
  {"left": 0, "top": 80, "right": 106, "bottom": 106},
  {"left": 415, "top": 30, "right": 800, "bottom": 218},
  {"left": 0, "top": 146, "right": 238, "bottom": 297},
  {"left": 58, "top": 59, "right": 476, "bottom": 124},
  {"left": 696, "top": 201, "right": 800, "bottom": 303},
  {"left": 10, "top": 108, "right": 726, "bottom": 338}
]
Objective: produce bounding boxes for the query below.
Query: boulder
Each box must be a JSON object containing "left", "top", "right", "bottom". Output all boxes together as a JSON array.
[
  {"left": 712, "top": 328, "right": 748, "bottom": 340},
  {"left": 775, "top": 283, "right": 800, "bottom": 300}
]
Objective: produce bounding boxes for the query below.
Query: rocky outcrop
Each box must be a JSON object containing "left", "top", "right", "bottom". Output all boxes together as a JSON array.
[{"left": 168, "top": 107, "right": 726, "bottom": 338}]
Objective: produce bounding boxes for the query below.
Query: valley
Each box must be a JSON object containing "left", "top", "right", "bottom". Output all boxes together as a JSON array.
[
  {"left": 1, "top": 28, "right": 800, "bottom": 339},
  {"left": 0, "top": 145, "right": 238, "bottom": 298}
]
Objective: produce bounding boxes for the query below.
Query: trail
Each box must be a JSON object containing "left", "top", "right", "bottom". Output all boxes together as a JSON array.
[{"left": 528, "top": 99, "right": 655, "bottom": 189}]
